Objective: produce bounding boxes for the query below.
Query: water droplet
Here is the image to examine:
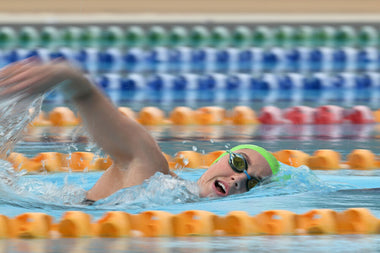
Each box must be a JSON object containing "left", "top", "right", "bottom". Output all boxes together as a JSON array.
[{"left": 174, "top": 163, "right": 183, "bottom": 170}]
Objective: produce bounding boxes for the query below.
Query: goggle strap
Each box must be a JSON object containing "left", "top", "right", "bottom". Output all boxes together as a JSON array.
[{"left": 243, "top": 170, "right": 252, "bottom": 180}]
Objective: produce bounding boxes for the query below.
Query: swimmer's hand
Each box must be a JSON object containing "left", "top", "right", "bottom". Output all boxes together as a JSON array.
[{"left": 0, "top": 58, "right": 93, "bottom": 101}]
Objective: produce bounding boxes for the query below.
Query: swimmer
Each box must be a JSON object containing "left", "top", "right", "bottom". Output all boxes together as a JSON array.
[{"left": 0, "top": 59, "right": 279, "bottom": 203}]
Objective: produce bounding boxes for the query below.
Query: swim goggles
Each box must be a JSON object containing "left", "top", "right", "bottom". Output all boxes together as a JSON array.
[{"left": 227, "top": 150, "right": 261, "bottom": 190}]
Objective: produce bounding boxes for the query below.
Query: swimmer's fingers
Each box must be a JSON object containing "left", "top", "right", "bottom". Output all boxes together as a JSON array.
[
  {"left": 0, "top": 60, "right": 43, "bottom": 90},
  {"left": 0, "top": 61, "right": 54, "bottom": 91},
  {"left": 0, "top": 58, "right": 39, "bottom": 81},
  {"left": 0, "top": 67, "right": 58, "bottom": 98}
]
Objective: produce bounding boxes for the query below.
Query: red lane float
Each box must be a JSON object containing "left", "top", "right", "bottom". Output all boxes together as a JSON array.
[
  {"left": 314, "top": 105, "right": 345, "bottom": 124},
  {"left": 344, "top": 105, "right": 376, "bottom": 124},
  {"left": 283, "top": 106, "right": 315, "bottom": 124},
  {"left": 258, "top": 106, "right": 286, "bottom": 124}
]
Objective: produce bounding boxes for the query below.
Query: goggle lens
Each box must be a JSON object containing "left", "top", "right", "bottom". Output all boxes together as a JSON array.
[
  {"left": 228, "top": 152, "right": 247, "bottom": 172},
  {"left": 228, "top": 151, "right": 260, "bottom": 190}
]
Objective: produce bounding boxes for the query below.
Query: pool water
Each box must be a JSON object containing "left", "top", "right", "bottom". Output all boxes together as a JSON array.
[
  {"left": 1, "top": 235, "right": 379, "bottom": 253},
  {"left": 1, "top": 159, "right": 379, "bottom": 219},
  {"left": 0, "top": 90, "right": 379, "bottom": 252}
]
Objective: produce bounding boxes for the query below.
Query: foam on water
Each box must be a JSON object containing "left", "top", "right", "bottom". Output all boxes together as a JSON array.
[
  {"left": 0, "top": 158, "right": 356, "bottom": 213},
  {"left": 94, "top": 172, "right": 200, "bottom": 208},
  {"left": 252, "top": 162, "right": 356, "bottom": 196},
  {"left": 0, "top": 160, "right": 87, "bottom": 207}
]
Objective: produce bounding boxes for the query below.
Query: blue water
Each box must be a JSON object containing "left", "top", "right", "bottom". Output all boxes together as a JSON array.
[
  {"left": 0, "top": 158, "right": 379, "bottom": 221},
  {"left": 1, "top": 83, "right": 379, "bottom": 253},
  {"left": 0, "top": 90, "right": 379, "bottom": 219}
]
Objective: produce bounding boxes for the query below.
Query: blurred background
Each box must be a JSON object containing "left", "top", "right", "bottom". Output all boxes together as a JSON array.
[{"left": 1, "top": 0, "right": 380, "bottom": 150}]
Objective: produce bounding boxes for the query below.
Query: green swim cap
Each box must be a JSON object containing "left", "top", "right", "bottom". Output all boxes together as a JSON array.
[{"left": 212, "top": 144, "right": 280, "bottom": 175}]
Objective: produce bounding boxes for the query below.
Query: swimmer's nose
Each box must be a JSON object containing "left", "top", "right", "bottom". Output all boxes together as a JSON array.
[{"left": 230, "top": 174, "right": 246, "bottom": 191}]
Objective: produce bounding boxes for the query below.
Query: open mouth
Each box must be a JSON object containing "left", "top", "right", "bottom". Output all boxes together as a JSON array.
[{"left": 214, "top": 180, "right": 228, "bottom": 196}]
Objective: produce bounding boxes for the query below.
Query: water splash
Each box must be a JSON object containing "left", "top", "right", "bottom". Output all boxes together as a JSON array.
[
  {"left": 247, "top": 163, "right": 355, "bottom": 198},
  {"left": 94, "top": 172, "right": 200, "bottom": 209},
  {"left": 0, "top": 159, "right": 359, "bottom": 212},
  {"left": 0, "top": 94, "right": 44, "bottom": 159},
  {"left": 0, "top": 160, "right": 86, "bottom": 206},
  {"left": 0, "top": 157, "right": 199, "bottom": 210}
]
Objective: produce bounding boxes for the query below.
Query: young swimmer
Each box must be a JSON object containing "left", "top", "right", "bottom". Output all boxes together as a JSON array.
[{"left": 0, "top": 59, "right": 279, "bottom": 203}]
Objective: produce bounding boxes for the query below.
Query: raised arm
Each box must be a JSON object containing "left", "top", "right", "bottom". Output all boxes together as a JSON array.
[{"left": 0, "top": 59, "right": 170, "bottom": 200}]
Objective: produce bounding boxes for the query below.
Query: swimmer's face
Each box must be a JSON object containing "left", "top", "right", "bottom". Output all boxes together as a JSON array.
[{"left": 197, "top": 148, "right": 272, "bottom": 198}]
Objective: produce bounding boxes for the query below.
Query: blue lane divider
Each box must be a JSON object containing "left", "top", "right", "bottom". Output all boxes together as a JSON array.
[
  {"left": 90, "top": 72, "right": 380, "bottom": 91},
  {"left": 1, "top": 47, "right": 380, "bottom": 74}
]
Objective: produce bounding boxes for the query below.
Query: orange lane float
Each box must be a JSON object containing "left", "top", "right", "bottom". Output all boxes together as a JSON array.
[
  {"left": 230, "top": 106, "right": 258, "bottom": 125},
  {"left": 12, "top": 213, "right": 53, "bottom": 238},
  {"left": 173, "top": 210, "right": 216, "bottom": 236},
  {"left": 58, "top": 211, "right": 93, "bottom": 238},
  {"left": 254, "top": 210, "right": 297, "bottom": 235},
  {"left": 375, "top": 109, "right": 380, "bottom": 123},
  {"left": 169, "top": 150, "right": 226, "bottom": 170},
  {"left": 306, "top": 149, "right": 342, "bottom": 170},
  {"left": 92, "top": 157, "right": 113, "bottom": 171},
  {"left": 28, "top": 105, "right": 380, "bottom": 126},
  {"left": 169, "top": 106, "right": 196, "bottom": 125},
  {"left": 49, "top": 107, "right": 80, "bottom": 126},
  {"left": 222, "top": 211, "right": 257, "bottom": 236},
  {"left": 295, "top": 209, "right": 338, "bottom": 235},
  {"left": 202, "top": 150, "right": 226, "bottom": 167},
  {"left": 0, "top": 215, "right": 9, "bottom": 238},
  {"left": 6, "top": 153, "right": 32, "bottom": 171},
  {"left": 194, "top": 106, "right": 226, "bottom": 125},
  {"left": 347, "top": 149, "right": 378, "bottom": 170},
  {"left": 0, "top": 208, "right": 377, "bottom": 238},
  {"left": 32, "top": 152, "right": 69, "bottom": 172},
  {"left": 273, "top": 150, "right": 310, "bottom": 167},
  {"left": 68, "top": 152, "right": 95, "bottom": 172},
  {"left": 337, "top": 208, "right": 379, "bottom": 234},
  {"left": 173, "top": 151, "right": 204, "bottom": 169},
  {"left": 7, "top": 152, "right": 43, "bottom": 172},
  {"left": 136, "top": 211, "right": 174, "bottom": 237},
  {"left": 29, "top": 111, "right": 52, "bottom": 127},
  {"left": 5, "top": 149, "right": 380, "bottom": 173},
  {"left": 138, "top": 107, "right": 167, "bottom": 125},
  {"left": 118, "top": 107, "right": 137, "bottom": 120},
  {"left": 96, "top": 211, "right": 132, "bottom": 237}
]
